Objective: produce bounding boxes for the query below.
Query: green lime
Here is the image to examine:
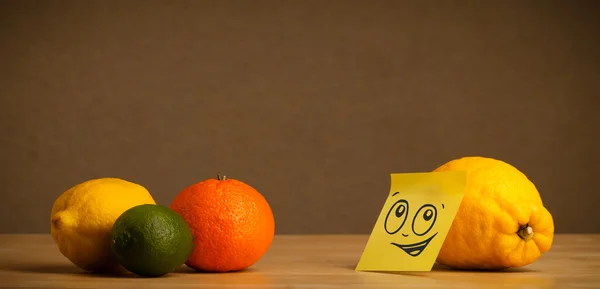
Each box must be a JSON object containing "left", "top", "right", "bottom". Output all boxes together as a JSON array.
[{"left": 109, "top": 204, "right": 194, "bottom": 277}]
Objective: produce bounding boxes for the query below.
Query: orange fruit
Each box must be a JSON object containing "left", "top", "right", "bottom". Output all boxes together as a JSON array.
[{"left": 170, "top": 175, "right": 275, "bottom": 272}]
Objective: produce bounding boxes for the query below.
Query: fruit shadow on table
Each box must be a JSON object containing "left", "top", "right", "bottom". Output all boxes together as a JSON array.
[
  {"left": 344, "top": 262, "right": 538, "bottom": 276},
  {"left": 7, "top": 263, "right": 258, "bottom": 278}
]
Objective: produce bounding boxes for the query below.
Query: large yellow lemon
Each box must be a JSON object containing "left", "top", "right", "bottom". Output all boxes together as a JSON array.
[
  {"left": 433, "top": 156, "right": 554, "bottom": 270},
  {"left": 50, "top": 178, "right": 156, "bottom": 272}
]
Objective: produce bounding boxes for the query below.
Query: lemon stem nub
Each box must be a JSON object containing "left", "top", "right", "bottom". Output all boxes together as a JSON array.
[
  {"left": 52, "top": 216, "right": 61, "bottom": 229},
  {"left": 517, "top": 224, "right": 534, "bottom": 241},
  {"left": 51, "top": 211, "right": 74, "bottom": 230}
]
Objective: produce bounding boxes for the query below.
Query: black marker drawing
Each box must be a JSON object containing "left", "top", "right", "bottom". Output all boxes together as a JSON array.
[
  {"left": 384, "top": 193, "right": 441, "bottom": 257},
  {"left": 390, "top": 233, "right": 438, "bottom": 257},
  {"left": 412, "top": 204, "right": 437, "bottom": 236},
  {"left": 384, "top": 197, "right": 409, "bottom": 235}
]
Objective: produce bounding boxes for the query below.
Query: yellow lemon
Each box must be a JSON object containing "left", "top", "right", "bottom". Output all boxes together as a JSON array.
[
  {"left": 50, "top": 178, "right": 156, "bottom": 272},
  {"left": 433, "top": 156, "right": 554, "bottom": 270}
]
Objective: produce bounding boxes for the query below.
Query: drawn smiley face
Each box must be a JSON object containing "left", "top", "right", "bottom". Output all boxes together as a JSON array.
[{"left": 384, "top": 192, "right": 442, "bottom": 257}]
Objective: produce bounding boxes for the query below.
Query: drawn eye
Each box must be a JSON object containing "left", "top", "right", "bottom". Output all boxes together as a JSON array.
[
  {"left": 384, "top": 199, "right": 409, "bottom": 235},
  {"left": 412, "top": 204, "right": 437, "bottom": 236}
]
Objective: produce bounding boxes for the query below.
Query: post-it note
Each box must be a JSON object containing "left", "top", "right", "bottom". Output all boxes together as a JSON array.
[{"left": 355, "top": 170, "right": 467, "bottom": 272}]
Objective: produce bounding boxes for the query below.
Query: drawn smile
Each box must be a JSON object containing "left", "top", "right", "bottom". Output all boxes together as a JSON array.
[{"left": 390, "top": 232, "right": 438, "bottom": 257}]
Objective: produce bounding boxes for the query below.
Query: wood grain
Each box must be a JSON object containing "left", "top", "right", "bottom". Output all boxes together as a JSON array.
[{"left": 0, "top": 234, "right": 598, "bottom": 288}]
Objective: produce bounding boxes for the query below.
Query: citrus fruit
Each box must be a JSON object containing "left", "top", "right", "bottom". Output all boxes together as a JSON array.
[
  {"left": 170, "top": 175, "right": 275, "bottom": 272},
  {"left": 50, "top": 178, "right": 156, "bottom": 272},
  {"left": 432, "top": 156, "right": 554, "bottom": 270},
  {"left": 109, "top": 204, "right": 194, "bottom": 277}
]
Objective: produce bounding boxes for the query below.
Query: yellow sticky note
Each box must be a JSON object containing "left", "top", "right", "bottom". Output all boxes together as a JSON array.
[{"left": 355, "top": 170, "right": 467, "bottom": 272}]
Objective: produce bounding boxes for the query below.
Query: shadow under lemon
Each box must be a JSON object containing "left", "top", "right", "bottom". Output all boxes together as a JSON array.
[
  {"left": 351, "top": 263, "right": 555, "bottom": 288},
  {"left": 7, "top": 263, "right": 141, "bottom": 279}
]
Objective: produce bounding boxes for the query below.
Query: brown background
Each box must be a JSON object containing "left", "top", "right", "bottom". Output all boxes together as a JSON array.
[{"left": 1, "top": 1, "right": 598, "bottom": 234}]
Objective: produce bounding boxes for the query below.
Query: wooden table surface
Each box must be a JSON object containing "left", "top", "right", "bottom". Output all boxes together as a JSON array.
[{"left": 0, "top": 234, "right": 598, "bottom": 288}]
